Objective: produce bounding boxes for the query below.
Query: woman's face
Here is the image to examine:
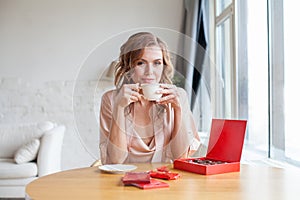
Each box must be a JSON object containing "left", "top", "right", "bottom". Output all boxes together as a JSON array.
[{"left": 131, "top": 46, "right": 164, "bottom": 84}]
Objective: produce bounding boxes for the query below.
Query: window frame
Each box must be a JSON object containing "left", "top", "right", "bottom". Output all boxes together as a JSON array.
[
  {"left": 212, "top": 0, "right": 238, "bottom": 119},
  {"left": 268, "top": 0, "right": 286, "bottom": 159},
  {"left": 210, "top": 0, "right": 300, "bottom": 166}
]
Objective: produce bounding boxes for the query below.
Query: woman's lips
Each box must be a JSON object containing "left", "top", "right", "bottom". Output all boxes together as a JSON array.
[{"left": 141, "top": 79, "right": 155, "bottom": 83}]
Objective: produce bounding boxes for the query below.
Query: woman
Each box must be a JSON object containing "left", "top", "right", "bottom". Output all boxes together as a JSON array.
[{"left": 99, "top": 32, "right": 200, "bottom": 164}]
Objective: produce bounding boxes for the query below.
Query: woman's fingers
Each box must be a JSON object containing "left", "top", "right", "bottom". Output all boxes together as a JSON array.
[
  {"left": 125, "top": 83, "right": 141, "bottom": 103},
  {"left": 127, "top": 83, "right": 140, "bottom": 92},
  {"left": 129, "top": 90, "right": 140, "bottom": 100},
  {"left": 158, "top": 84, "right": 178, "bottom": 98},
  {"left": 156, "top": 84, "right": 181, "bottom": 109},
  {"left": 116, "top": 83, "right": 141, "bottom": 107}
]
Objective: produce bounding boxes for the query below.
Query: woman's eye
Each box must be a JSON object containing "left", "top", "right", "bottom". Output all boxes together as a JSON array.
[
  {"left": 136, "top": 61, "right": 145, "bottom": 66},
  {"left": 154, "top": 61, "right": 162, "bottom": 66}
]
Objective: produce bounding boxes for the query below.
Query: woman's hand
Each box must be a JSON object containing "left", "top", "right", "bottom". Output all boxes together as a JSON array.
[
  {"left": 156, "top": 84, "right": 181, "bottom": 110},
  {"left": 115, "top": 83, "right": 141, "bottom": 108}
]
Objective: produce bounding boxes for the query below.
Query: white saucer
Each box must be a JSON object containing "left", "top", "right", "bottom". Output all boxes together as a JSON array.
[{"left": 98, "top": 164, "right": 137, "bottom": 174}]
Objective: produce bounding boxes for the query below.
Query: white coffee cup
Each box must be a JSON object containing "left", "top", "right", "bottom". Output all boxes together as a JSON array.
[{"left": 141, "top": 84, "right": 162, "bottom": 101}]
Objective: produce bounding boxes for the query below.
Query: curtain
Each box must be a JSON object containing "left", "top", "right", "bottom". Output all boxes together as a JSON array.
[
  {"left": 191, "top": 0, "right": 208, "bottom": 109},
  {"left": 176, "top": 0, "right": 210, "bottom": 131},
  {"left": 177, "top": 0, "right": 208, "bottom": 107}
]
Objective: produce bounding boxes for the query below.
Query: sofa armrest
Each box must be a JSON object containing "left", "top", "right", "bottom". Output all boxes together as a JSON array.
[{"left": 37, "top": 125, "right": 65, "bottom": 177}]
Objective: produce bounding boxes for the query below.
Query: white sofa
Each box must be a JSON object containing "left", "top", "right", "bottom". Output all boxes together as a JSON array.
[{"left": 0, "top": 121, "right": 65, "bottom": 198}]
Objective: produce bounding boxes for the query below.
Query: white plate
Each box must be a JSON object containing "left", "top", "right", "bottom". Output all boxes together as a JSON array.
[{"left": 98, "top": 164, "right": 137, "bottom": 173}]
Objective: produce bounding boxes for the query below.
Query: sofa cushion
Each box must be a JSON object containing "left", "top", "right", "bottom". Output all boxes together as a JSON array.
[
  {"left": 0, "top": 159, "right": 38, "bottom": 179},
  {"left": 0, "top": 121, "right": 54, "bottom": 158},
  {"left": 0, "top": 176, "right": 36, "bottom": 186},
  {"left": 37, "top": 121, "right": 55, "bottom": 132},
  {"left": 14, "top": 139, "right": 40, "bottom": 164},
  {"left": 37, "top": 125, "right": 65, "bottom": 176}
]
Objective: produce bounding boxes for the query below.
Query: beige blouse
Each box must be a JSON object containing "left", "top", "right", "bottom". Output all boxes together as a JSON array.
[{"left": 99, "top": 87, "right": 200, "bottom": 164}]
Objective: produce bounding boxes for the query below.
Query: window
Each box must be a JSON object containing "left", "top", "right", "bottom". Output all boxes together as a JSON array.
[
  {"left": 213, "top": 1, "right": 236, "bottom": 119},
  {"left": 216, "top": 18, "right": 234, "bottom": 118},
  {"left": 210, "top": 0, "right": 300, "bottom": 166},
  {"left": 246, "top": 0, "right": 269, "bottom": 159},
  {"left": 216, "top": 0, "right": 232, "bottom": 16},
  {"left": 283, "top": 0, "right": 300, "bottom": 165}
]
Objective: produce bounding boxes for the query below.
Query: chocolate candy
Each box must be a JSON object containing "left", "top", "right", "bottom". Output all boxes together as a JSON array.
[{"left": 190, "top": 159, "right": 227, "bottom": 165}]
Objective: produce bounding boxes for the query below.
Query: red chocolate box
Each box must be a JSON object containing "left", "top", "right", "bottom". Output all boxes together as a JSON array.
[{"left": 174, "top": 119, "right": 247, "bottom": 175}]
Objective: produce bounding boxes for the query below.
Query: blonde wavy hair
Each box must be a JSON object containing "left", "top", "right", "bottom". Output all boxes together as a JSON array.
[{"left": 114, "top": 32, "right": 174, "bottom": 88}]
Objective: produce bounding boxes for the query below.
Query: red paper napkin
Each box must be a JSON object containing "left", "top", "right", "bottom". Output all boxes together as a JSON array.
[
  {"left": 122, "top": 172, "right": 150, "bottom": 185},
  {"left": 130, "top": 178, "right": 169, "bottom": 189},
  {"left": 149, "top": 166, "right": 180, "bottom": 180}
]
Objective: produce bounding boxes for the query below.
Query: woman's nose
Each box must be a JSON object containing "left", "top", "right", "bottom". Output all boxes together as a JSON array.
[{"left": 145, "top": 63, "right": 154, "bottom": 75}]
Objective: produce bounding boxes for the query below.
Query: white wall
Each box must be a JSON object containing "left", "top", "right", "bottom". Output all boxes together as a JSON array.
[{"left": 0, "top": 0, "right": 184, "bottom": 170}]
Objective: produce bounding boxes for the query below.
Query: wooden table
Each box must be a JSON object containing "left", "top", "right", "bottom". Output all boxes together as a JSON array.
[{"left": 26, "top": 163, "right": 300, "bottom": 200}]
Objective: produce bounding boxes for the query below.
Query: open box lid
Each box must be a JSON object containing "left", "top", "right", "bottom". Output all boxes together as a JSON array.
[{"left": 206, "top": 119, "right": 247, "bottom": 162}]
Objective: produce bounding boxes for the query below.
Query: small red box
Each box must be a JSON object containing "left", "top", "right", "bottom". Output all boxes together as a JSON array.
[{"left": 174, "top": 119, "right": 247, "bottom": 175}]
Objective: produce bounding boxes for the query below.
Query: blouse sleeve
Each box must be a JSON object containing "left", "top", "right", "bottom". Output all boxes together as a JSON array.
[
  {"left": 170, "top": 87, "right": 201, "bottom": 158},
  {"left": 99, "top": 90, "right": 129, "bottom": 164},
  {"left": 99, "top": 91, "right": 113, "bottom": 164}
]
